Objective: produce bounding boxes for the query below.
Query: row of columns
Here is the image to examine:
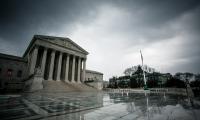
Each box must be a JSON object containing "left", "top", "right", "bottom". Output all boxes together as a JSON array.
[{"left": 29, "top": 45, "right": 86, "bottom": 83}]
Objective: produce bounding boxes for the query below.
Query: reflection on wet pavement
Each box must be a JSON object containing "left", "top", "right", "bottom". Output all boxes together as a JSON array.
[{"left": 0, "top": 92, "right": 200, "bottom": 120}]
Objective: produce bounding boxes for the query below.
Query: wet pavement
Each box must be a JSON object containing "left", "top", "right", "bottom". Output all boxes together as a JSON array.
[{"left": 0, "top": 92, "right": 200, "bottom": 120}]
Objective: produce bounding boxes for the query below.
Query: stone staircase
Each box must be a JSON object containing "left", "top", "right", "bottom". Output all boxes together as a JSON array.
[{"left": 41, "top": 80, "right": 97, "bottom": 92}]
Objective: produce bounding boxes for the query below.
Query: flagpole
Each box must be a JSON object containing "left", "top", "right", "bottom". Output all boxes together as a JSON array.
[{"left": 140, "top": 50, "right": 148, "bottom": 90}]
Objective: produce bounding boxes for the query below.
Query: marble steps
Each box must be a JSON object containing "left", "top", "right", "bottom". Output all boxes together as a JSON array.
[
  {"left": 66, "top": 83, "right": 97, "bottom": 91},
  {"left": 41, "top": 80, "right": 96, "bottom": 92},
  {"left": 42, "top": 80, "right": 76, "bottom": 92}
]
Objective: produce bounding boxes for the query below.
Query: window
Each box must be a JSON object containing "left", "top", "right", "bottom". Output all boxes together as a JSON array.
[
  {"left": 7, "top": 69, "right": 13, "bottom": 77},
  {"left": 17, "top": 70, "right": 22, "bottom": 78}
]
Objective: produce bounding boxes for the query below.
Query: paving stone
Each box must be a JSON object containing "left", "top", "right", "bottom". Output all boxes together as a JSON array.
[{"left": 0, "top": 92, "right": 200, "bottom": 120}]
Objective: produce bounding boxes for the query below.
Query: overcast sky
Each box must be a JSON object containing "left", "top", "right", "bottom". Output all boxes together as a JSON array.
[{"left": 0, "top": 0, "right": 200, "bottom": 80}]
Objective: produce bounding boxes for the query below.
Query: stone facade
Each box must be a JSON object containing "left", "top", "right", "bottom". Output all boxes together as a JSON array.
[
  {"left": 0, "top": 53, "right": 28, "bottom": 90},
  {"left": 85, "top": 70, "right": 103, "bottom": 90},
  {"left": 0, "top": 35, "right": 103, "bottom": 92}
]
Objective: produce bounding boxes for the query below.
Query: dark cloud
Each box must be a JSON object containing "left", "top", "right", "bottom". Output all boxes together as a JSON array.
[
  {"left": 112, "top": 0, "right": 200, "bottom": 25},
  {"left": 168, "top": 55, "right": 200, "bottom": 74},
  {"left": 1, "top": 0, "right": 199, "bottom": 43},
  {"left": 0, "top": 0, "right": 101, "bottom": 42},
  {"left": 0, "top": 0, "right": 200, "bottom": 77},
  {"left": 115, "top": 0, "right": 200, "bottom": 43},
  {"left": 0, "top": 0, "right": 104, "bottom": 56}
]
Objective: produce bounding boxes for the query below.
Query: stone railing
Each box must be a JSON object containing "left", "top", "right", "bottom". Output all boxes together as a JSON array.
[
  {"left": 104, "top": 88, "right": 188, "bottom": 96},
  {"left": 104, "top": 88, "right": 148, "bottom": 93},
  {"left": 149, "top": 88, "right": 187, "bottom": 96}
]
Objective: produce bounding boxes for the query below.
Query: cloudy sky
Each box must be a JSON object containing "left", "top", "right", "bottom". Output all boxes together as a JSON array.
[{"left": 0, "top": 0, "right": 200, "bottom": 80}]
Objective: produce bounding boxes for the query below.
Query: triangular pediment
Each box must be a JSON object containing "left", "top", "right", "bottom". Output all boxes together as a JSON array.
[
  {"left": 35, "top": 35, "right": 88, "bottom": 54},
  {"left": 23, "top": 35, "right": 88, "bottom": 58}
]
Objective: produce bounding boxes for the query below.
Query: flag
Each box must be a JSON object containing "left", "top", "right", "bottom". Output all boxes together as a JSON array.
[{"left": 140, "top": 50, "right": 143, "bottom": 65}]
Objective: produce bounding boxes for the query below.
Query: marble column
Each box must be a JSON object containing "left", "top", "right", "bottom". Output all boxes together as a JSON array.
[
  {"left": 29, "top": 45, "right": 39, "bottom": 75},
  {"left": 48, "top": 50, "right": 56, "bottom": 80},
  {"left": 77, "top": 57, "right": 81, "bottom": 83},
  {"left": 65, "top": 54, "right": 70, "bottom": 82},
  {"left": 56, "top": 52, "right": 63, "bottom": 81},
  {"left": 41, "top": 47, "right": 48, "bottom": 77},
  {"left": 71, "top": 55, "right": 76, "bottom": 83},
  {"left": 82, "top": 59, "right": 86, "bottom": 83}
]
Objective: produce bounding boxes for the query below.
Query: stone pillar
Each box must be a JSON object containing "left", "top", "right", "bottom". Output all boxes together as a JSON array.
[
  {"left": 77, "top": 57, "right": 81, "bottom": 83},
  {"left": 29, "top": 45, "right": 39, "bottom": 75},
  {"left": 65, "top": 54, "right": 70, "bottom": 82},
  {"left": 41, "top": 47, "right": 48, "bottom": 77},
  {"left": 56, "top": 52, "right": 63, "bottom": 81},
  {"left": 71, "top": 55, "right": 76, "bottom": 83},
  {"left": 82, "top": 59, "right": 86, "bottom": 83},
  {"left": 48, "top": 50, "right": 56, "bottom": 80}
]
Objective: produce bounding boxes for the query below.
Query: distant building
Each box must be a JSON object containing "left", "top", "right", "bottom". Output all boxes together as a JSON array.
[
  {"left": 109, "top": 65, "right": 170, "bottom": 88},
  {"left": 109, "top": 76, "right": 130, "bottom": 88},
  {"left": 0, "top": 35, "right": 103, "bottom": 92},
  {"left": 174, "top": 72, "right": 195, "bottom": 82},
  {"left": 85, "top": 70, "right": 103, "bottom": 90},
  {"left": 0, "top": 53, "right": 28, "bottom": 91}
]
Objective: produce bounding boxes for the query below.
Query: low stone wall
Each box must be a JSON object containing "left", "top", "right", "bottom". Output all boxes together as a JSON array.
[
  {"left": 104, "top": 88, "right": 188, "bottom": 96},
  {"left": 104, "top": 88, "right": 149, "bottom": 93},
  {"left": 149, "top": 88, "right": 187, "bottom": 96}
]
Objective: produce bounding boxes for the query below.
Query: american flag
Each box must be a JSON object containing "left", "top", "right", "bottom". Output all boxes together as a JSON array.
[{"left": 140, "top": 50, "right": 143, "bottom": 65}]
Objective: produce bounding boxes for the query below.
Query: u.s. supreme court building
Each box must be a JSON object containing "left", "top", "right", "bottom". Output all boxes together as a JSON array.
[{"left": 0, "top": 35, "right": 103, "bottom": 92}]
